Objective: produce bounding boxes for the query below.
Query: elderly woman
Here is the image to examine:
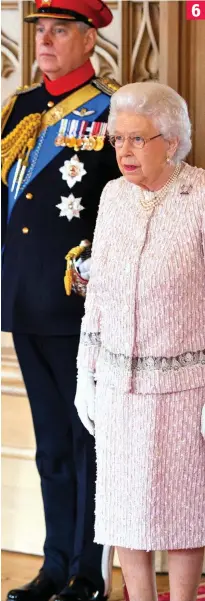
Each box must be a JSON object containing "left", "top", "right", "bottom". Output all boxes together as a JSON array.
[{"left": 74, "top": 82, "right": 205, "bottom": 601}]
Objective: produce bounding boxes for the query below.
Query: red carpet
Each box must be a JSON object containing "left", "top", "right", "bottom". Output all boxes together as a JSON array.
[
  {"left": 124, "top": 583, "right": 205, "bottom": 600},
  {"left": 158, "top": 584, "right": 205, "bottom": 600}
]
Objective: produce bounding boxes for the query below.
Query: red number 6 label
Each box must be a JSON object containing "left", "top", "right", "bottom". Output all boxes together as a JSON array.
[
  {"left": 192, "top": 3, "right": 201, "bottom": 16},
  {"left": 186, "top": 1, "right": 205, "bottom": 19}
]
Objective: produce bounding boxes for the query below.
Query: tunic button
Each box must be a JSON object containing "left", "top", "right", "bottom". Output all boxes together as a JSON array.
[
  {"left": 26, "top": 192, "right": 33, "bottom": 199},
  {"left": 47, "top": 101, "right": 54, "bottom": 108},
  {"left": 22, "top": 227, "right": 29, "bottom": 234}
]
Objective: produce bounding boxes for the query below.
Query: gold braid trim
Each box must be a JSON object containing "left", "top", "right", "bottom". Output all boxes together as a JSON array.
[
  {"left": 1, "top": 113, "right": 42, "bottom": 185},
  {"left": 64, "top": 243, "right": 90, "bottom": 296},
  {"left": 1, "top": 94, "right": 18, "bottom": 135}
]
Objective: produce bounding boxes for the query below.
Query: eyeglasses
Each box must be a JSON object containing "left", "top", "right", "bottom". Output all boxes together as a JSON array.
[{"left": 108, "top": 133, "right": 162, "bottom": 149}]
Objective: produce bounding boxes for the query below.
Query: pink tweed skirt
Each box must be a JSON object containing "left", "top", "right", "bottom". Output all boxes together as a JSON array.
[{"left": 94, "top": 385, "right": 205, "bottom": 550}]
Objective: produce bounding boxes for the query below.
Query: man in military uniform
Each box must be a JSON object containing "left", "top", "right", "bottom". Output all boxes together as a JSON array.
[{"left": 1, "top": 2, "right": 120, "bottom": 600}]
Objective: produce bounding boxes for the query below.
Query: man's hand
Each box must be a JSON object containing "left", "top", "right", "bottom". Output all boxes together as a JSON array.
[{"left": 75, "top": 257, "right": 91, "bottom": 281}]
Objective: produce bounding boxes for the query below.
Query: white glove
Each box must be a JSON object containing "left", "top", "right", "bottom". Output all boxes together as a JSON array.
[
  {"left": 74, "top": 369, "right": 95, "bottom": 436},
  {"left": 201, "top": 403, "right": 205, "bottom": 440},
  {"left": 75, "top": 257, "right": 91, "bottom": 281}
]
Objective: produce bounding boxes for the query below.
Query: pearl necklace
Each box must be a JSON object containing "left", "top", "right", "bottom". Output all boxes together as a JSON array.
[{"left": 139, "top": 163, "right": 182, "bottom": 211}]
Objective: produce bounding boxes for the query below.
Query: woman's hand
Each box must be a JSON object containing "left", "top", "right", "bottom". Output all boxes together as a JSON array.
[
  {"left": 201, "top": 403, "right": 205, "bottom": 440},
  {"left": 74, "top": 369, "right": 95, "bottom": 436}
]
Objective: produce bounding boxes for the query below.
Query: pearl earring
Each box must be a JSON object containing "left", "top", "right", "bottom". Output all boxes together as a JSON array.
[{"left": 166, "top": 156, "right": 171, "bottom": 164}]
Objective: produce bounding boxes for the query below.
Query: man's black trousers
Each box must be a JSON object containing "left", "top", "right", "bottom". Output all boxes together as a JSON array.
[{"left": 13, "top": 334, "right": 104, "bottom": 591}]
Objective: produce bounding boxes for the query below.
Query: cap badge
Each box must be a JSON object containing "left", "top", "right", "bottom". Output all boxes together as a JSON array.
[{"left": 40, "top": 0, "right": 52, "bottom": 7}]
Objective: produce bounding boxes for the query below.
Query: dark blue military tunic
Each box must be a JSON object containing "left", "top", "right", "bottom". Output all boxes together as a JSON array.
[{"left": 2, "top": 76, "right": 119, "bottom": 335}]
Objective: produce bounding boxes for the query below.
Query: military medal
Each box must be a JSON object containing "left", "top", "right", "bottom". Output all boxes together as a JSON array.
[
  {"left": 94, "top": 122, "right": 107, "bottom": 151},
  {"left": 82, "top": 135, "right": 96, "bottom": 151},
  {"left": 56, "top": 193, "right": 85, "bottom": 221},
  {"left": 82, "top": 120, "right": 98, "bottom": 150},
  {"left": 59, "top": 155, "right": 87, "bottom": 188},
  {"left": 55, "top": 118, "right": 107, "bottom": 152},
  {"left": 55, "top": 118, "right": 67, "bottom": 146},
  {"left": 94, "top": 137, "right": 105, "bottom": 151}
]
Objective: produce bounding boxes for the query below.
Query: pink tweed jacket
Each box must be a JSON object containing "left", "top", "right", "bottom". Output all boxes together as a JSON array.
[{"left": 77, "top": 163, "right": 205, "bottom": 394}]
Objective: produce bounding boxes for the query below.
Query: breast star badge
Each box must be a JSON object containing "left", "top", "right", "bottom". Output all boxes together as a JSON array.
[
  {"left": 56, "top": 194, "right": 85, "bottom": 222},
  {"left": 59, "top": 155, "right": 87, "bottom": 188}
]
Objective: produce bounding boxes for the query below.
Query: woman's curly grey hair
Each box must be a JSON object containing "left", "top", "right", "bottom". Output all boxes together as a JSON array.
[{"left": 108, "top": 82, "right": 192, "bottom": 163}]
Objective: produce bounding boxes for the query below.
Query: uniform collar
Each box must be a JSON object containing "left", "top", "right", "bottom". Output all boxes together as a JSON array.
[{"left": 43, "top": 59, "right": 95, "bottom": 96}]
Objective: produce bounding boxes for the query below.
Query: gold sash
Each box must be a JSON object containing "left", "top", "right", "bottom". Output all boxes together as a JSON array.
[{"left": 41, "top": 84, "right": 101, "bottom": 131}]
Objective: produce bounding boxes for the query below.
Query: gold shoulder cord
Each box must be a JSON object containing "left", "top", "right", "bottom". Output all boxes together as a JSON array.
[
  {"left": 1, "top": 86, "right": 43, "bottom": 186},
  {"left": 1, "top": 112, "right": 42, "bottom": 185}
]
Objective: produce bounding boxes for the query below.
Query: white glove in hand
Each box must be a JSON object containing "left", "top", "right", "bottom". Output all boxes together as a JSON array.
[
  {"left": 75, "top": 257, "right": 91, "bottom": 281},
  {"left": 201, "top": 403, "right": 205, "bottom": 440},
  {"left": 74, "top": 369, "right": 95, "bottom": 436}
]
